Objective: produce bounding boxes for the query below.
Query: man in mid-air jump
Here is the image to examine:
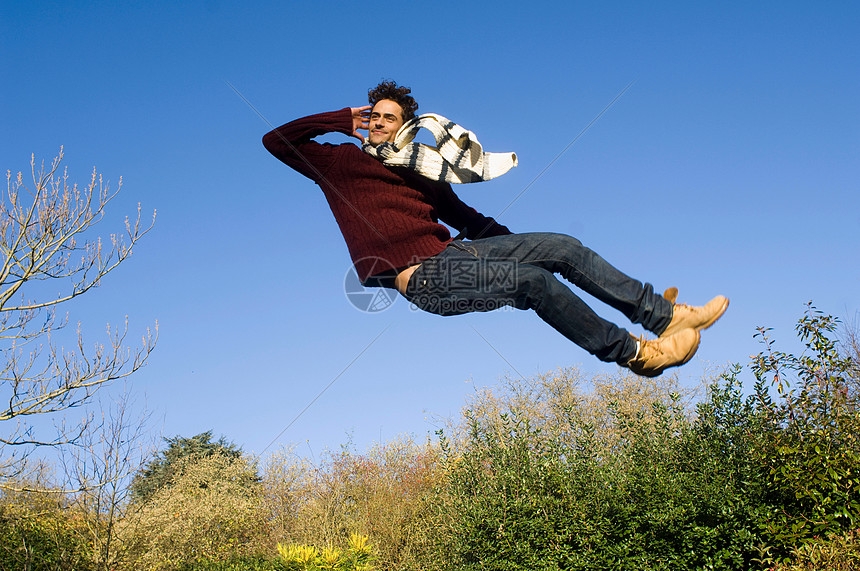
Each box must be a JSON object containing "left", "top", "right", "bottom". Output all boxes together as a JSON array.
[{"left": 263, "top": 80, "right": 728, "bottom": 377}]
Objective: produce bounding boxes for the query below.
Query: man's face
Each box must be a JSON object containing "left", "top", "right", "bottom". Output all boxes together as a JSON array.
[{"left": 367, "top": 99, "right": 405, "bottom": 146}]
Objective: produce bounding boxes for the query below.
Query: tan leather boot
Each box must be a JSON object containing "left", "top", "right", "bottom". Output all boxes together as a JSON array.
[
  {"left": 626, "top": 328, "right": 700, "bottom": 377},
  {"left": 660, "top": 288, "right": 729, "bottom": 338}
]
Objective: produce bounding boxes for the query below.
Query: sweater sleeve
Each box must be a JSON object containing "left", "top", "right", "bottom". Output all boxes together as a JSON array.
[
  {"left": 435, "top": 183, "right": 513, "bottom": 239},
  {"left": 262, "top": 108, "right": 355, "bottom": 182}
]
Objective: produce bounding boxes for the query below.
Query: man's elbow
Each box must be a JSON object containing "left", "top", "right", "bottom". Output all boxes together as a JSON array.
[{"left": 262, "top": 130, "right": 279, "bottom": 153}]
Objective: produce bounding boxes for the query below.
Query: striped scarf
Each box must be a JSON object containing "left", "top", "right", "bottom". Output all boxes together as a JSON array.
[{"left": 362, "top": 113, "right": 517, "bottom": 184}]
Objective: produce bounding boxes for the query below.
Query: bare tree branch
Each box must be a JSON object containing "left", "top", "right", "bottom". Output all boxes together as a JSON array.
[{"left": 0, "top": 149, "right": 156, "bottom": 485}]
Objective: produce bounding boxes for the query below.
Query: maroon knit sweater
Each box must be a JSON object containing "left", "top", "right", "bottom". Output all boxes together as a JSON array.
[{"left": 263, "top": 108, "right": 512, "bottom": 283}]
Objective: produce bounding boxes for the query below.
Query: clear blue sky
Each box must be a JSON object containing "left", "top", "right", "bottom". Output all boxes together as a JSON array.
[{"left": 2, "top": 1, "right": 858, "bottom": 460}]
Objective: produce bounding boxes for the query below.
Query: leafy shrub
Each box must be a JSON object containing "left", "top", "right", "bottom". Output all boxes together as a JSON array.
[
  {"left": 775, "top": 528, "right": 860, "bottom": 570},
  {"left": 609, "top": 390, "right": 764, "bottom": 570},
  {"left": 131, "top": 431, "right": 242, "bottom": 504},
  {"left": 118, "top": 451, "right": 268, "bottom": 570},
  {"left": 750, "top": 305, "right": 860, "bottom": 560},
  {"left": 429, "top": 306, "right": 860, "bottom": 570},
  {"left": 431, "top": 370, "right": 767, "bottom": 570},
  {"left": 433, "top": 408, "right": 611, "bottom": 570},
  {"left": 0, "top": 487, "right": 93, "bottom": 571}
]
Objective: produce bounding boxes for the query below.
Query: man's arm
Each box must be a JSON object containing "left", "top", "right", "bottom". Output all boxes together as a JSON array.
[
  {"left": 435, "top": 183, "right": 513, "bottom": 239},
  {"left": 262, "top": 106, "right": 370, "bottom": 182}
]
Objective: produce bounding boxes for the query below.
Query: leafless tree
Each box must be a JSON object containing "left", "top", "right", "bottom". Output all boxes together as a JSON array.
[
  {"left": 1, "top": 148, "right": 156, "bottom": 487},
  {"left": 61, "top": 389, "right": 154, "bottom": 570}
]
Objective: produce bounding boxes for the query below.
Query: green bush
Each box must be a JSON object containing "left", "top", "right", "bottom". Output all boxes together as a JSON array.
[
  {"left": 0, "top": 488, "right": 94, "bottom": 571},
  {"left": 775, "top": 529, "right": 860, "bottom": 570},
  {"left": 434, "top": 410, "right": 606, "bottom": 570},
  {"left": 432, "top": 376, "right": 767, "bottom": 570},
  {"left": 609, "top": 390, "right": 764, "bottom": 570},
  {"left": 750, "top": 304, "right": 860, "bottom": 561},
  {"left": 427, "top": 306, "right": 860, "bottom": 570}
]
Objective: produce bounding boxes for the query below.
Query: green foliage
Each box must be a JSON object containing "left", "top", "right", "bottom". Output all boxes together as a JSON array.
[
  {"left": 434, "top": 409, "right": 608, "bottom": 570},
  {"left": 610, "top": 391, "right": 764, "bottom": 570},
  {"left": 429, "top": 305, "right": 860, "bottom": 570},
  {"left": 775, "top": 529, "right": 860, "bottom": 570},
  {"left": 0, "top": 489, "right": 94, "bottom": 571},
  {"left": 750, "top": 304, "right": 860, "bottom": 559},
  {"left": 433, "top": 379, "right": 765, "bottom": 570},
  {"left": 131, "top": 431, "right": 242, "bottom": 504}
]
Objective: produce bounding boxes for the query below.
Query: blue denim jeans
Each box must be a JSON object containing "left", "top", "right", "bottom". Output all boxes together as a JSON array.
[{"left": 403, "top": 232, "right": 673, "bottom": 364}]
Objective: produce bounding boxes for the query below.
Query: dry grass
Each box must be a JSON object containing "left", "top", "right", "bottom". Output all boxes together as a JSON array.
[
  {"left": 440, "top": 367, "right": 702, "bottom": 462},
  {"left": 262, "top": 436, "right": 442, "bottom": 571}
]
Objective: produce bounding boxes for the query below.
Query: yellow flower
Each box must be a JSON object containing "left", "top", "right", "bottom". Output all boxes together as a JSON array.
[
  {"left": 277, "top": 543, "right": 317, "bottom": 564},
  {"left": 347, "top": 532, "right": 371, "bottom": 554},
  {"left": 297, "top": 545, "right": 318, "bottom": 563},
  {"left": 317, "top": 545, "right": 342, "bottom": 569}
]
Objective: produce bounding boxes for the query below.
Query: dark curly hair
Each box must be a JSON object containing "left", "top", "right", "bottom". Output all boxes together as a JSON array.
[{"left": 368, "top": 80, "right": 419, "bottom": 121}]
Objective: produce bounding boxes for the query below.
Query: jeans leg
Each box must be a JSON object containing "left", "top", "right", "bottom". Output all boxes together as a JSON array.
[
  {"left": 512, "top": 263, "right": 637, "bottom": 363},
  {"left": 404, "top": 241, "right": 639, "bottom": 364},
  {"left": 463, "top": 233, "right": 673, "bottom": 334}
]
